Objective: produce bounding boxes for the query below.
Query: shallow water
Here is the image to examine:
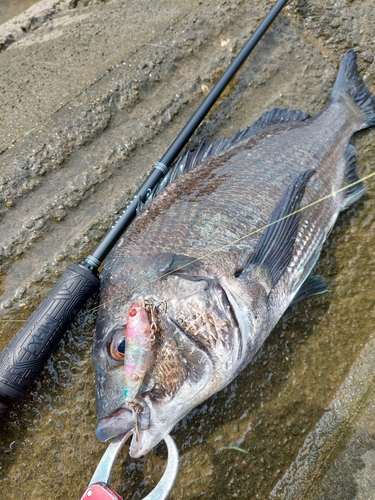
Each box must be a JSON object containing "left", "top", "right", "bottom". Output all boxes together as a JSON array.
[{"left": 0, "top": 0, "right": 375, "bottom": 498}]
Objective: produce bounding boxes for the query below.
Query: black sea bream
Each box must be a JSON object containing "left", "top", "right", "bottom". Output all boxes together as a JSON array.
[{"left": 93, "top": 51, "right": 375, "bottom": 458}]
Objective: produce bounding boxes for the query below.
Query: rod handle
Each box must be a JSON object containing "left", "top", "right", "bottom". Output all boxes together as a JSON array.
[{"left": 0, "top": 263, "right": 99, "bottom": 413}]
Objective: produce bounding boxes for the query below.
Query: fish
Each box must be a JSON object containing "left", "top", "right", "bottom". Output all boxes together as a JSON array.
[{"left": 93, "top": 50, "right": 375, "bottom": 458}]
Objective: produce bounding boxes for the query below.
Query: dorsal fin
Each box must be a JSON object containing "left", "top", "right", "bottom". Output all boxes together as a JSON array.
[{"left": 144, "top": 108, "right": 310, "bottom": 208}]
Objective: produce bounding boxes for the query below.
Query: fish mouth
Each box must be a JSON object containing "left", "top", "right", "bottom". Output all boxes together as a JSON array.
[
  {"left": 96, "top": 396, "right": 152, "bottom": 443},
  {"left": 95, "top": 397, "right": 160, "bottom": 458},
  {"left": 96, "top": 406, "right": 134, "bottom": 442}
]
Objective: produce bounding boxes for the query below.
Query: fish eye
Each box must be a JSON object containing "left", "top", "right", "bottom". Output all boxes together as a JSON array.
[
  {"left": 117, "top": 338, "right": 125, "bottom": 354},
  {"left": 109, "top": 328, "right": 126, "bottom": 362}
]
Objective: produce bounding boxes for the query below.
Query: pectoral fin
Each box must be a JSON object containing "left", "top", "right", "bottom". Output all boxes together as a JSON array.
[{"left": 238, "top": 169, "right": 315, "bottom": 286}]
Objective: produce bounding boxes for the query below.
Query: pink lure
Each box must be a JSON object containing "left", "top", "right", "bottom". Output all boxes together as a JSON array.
[{"left": 124, "top": 303, "right": 152, "bottom": 403}]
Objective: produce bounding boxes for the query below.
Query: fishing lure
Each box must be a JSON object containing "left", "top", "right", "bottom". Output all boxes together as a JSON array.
[
  {"left": 124, "top": 303, "right": 152, "bottom": 401},
  {"left": 124, "top": 302, "right": 153, "bottom": 436}
]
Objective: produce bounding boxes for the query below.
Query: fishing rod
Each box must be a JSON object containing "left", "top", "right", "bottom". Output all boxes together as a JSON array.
[{"left": 0, "top": 0, "right": 288, "bottom": 414}]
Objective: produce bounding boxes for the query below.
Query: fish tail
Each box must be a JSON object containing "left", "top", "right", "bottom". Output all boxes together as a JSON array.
[{"left": 331, "top": 50, "right": 375, "bottom": 128}]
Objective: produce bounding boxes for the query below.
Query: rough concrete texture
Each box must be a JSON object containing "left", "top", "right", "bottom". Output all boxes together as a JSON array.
[
  {"left": 271, "top": 336, "right": 375, "bottom": 499},
  {"left": 0, "top": 0, "right": 375, "bottom": 499},
  {"left": 313, "top": 388, "right": 375, "bottom": 500},
  {"left": 0, "top": 0, "right": 41, "bottom": 26}
]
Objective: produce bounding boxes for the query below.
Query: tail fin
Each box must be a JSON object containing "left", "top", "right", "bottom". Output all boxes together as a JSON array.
[{"left": 331, "top": 50, "right": 375, "bottom": 128}]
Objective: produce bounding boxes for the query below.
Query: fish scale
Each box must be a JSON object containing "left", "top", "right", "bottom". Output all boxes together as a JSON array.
[{"left": 94, "top": 51, "right": 375, "bottom": 459}]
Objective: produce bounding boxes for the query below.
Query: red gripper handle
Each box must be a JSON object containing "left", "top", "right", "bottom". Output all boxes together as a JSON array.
[{"left": 80, "top": 483, "right": 123, "bottom": 500}]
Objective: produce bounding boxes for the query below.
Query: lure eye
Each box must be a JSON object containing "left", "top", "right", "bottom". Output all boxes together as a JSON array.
[
  {"left": 129, "top": 307, "right": 137, "bottom": 317},
  {"left": 109, "top": 328, "right": 126, "bottom": 362}
]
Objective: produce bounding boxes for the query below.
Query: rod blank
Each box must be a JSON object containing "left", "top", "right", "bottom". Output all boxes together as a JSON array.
[{"left": 0, "top": 0, "right": 288, "bottom": 413}]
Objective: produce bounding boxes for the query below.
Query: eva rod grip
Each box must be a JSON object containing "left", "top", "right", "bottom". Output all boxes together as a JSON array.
[{"left": 0, "top": 263, "right": 99, "bottom": 414}]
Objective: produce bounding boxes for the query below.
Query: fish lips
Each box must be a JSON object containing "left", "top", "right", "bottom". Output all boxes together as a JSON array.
[{"left": 96, "top": 406, "right": 134, "bottom": 442}]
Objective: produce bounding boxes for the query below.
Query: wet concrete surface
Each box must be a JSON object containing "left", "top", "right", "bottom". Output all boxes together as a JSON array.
[
  {"left": 0, "top": 0, "right": 40, "bottom": 25},
  {"left": 0, "top": 0, "right": 375, "bottom": 498},
  {"left": 317, "top": 397, "right": 375, "bottom": 500}
]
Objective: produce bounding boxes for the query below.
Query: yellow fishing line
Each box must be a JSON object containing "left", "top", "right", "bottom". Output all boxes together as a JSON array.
[
  {"left": 0, "top": 320, "right": 28, "bottom": 323},
  {"left": 1, "top": 170, "right": 375, "bottom": 323},
  {"left": 82, "top": 170, "right": 375, "bottom": 315}
]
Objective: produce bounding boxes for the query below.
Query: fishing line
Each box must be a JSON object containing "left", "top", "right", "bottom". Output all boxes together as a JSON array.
[
  {"left": 0, "top": 320, "right": 27, "bottom": 323},
  {"left": 79, "top": 169, "right": 375, "bottom": 315},
  {"left": 2, "top": 170, "right": 374, "bottom": 323}
]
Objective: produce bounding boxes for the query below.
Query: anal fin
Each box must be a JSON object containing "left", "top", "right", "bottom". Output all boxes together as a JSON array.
[{"left": 238, "top": 169, "right": 315, "bottom": 286}]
